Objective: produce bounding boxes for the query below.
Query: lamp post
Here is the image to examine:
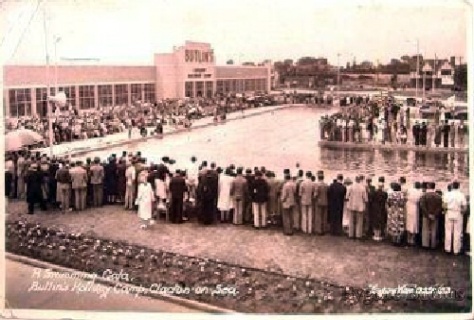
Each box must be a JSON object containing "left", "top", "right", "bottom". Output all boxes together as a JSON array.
[
  {"left": 337, "top": 53, "right": 341, "bottom": 103},
  {"left": 415, "top": 39, "right": 420, "bottom": 104},
  {"left": 43, "top": 5, "right": 53, "bottom": 156},
  {"left": 54, "top": 36, "right": 61, "bottom": 95}
]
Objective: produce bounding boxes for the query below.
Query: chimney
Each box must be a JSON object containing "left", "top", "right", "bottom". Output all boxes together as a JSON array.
[{"left": 450, "top": 56, "right": 456, "bottom": 67}]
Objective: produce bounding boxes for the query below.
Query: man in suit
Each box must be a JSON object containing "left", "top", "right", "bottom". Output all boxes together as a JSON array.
[
  {"left": 328, "top": 174, "right": 347, "bottom": 235},
  {"left": 251, "top": 171, "right": 270, "bottom": 228},
  {"left": 89, "top": 157, "right": 104, "bottom": 207},
  {"left": 169, "top": 170, "right": 187, "bottom": 224},
  {"left": 25, "top": 164, "right": 46, "bottom": 214},
  {"left": 293, "top": 170, "right": 304, "bottom": 231},
  {"left": 280, "top": 174, "right": 296, "bottom": 235},
  {"left": 55, "top": 163, "right": 72, "bottom": 213},
  {"left": 299, "top": 171, "right": 314, "bottom": 234},
  {"left": 419, "top": 182, "right": 443, "bottom": 249},
  {"left": 346, "top": 176, "right": 368, "bottom": 239},
  {"left": 443, "top": 181, "right": 467, "bottom": 255},
  {"left": 412, "top": 121, "right": 420, "bottom": 146},
  {"left": 313, "top": 171, "right": 329, "bottom": 235},
  {"left": 70, "top": 161, "right": 87, "bottom": 211},
  {"left": 442, "top": 120, "right": 450, "bottom": 148},
  {"left": 243, "top": 168, "right": 255, "bottom": 224},
  {"left": 230, "top": 167, "right": 248, "bottom": 225},
  {"left": 266, "top": 171, "right": 281, "bottom": 224}
]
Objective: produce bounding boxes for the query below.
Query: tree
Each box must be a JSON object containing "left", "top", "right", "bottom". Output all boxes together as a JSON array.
[
  {"left": 390, "top": 72, "right": 398, "bottom": 89},
  {"left": 226, "top": 59, "right": 234, "bottom": 65},
  {"left": 283, "top": 59, "right": 293, "bottom": 66},
  {"left": 297, "top": 56, "right": 317, "bottom": 66},
  {"left": 243, "top": 62, "right": 255, "bottom": 66},
  {"left": 454, "top": 64, "right": 467, "bottom": 90}
]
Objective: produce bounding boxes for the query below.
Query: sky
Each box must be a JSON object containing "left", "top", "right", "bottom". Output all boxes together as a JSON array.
[{"left": 0, "top": 0, "right": 470, "bottom": 67}]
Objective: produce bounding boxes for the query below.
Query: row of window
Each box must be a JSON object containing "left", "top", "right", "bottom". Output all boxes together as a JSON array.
[
  {"left": 7, "top": 83, "right": 156, "bottom": 117},
  {"left": 216, "top": 78, "right": 267, "bottom": 94}
]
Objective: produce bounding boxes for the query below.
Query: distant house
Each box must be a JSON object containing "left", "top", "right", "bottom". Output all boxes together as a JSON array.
[{"left": 410, "top": 56, "right": 456, "bottom": 90}]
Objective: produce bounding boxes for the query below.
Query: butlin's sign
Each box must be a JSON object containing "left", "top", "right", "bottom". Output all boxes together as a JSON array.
[{"left": 185, "top": 49, "right": 214, "bottom": 63}]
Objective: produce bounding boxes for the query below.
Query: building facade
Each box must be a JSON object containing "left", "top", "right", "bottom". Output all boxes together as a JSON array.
[
  {"left": 409, "top": 57, "right": 456, "bottom": 90},
  {"left": 3, "top": 41, "right": 271, "bottom": 117}
]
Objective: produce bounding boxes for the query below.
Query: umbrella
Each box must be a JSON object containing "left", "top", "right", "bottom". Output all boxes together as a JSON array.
[{"left": 5, "top": 129, "right": 44, "bottom": 152}]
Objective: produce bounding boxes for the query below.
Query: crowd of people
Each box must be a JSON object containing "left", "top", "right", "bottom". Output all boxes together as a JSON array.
[
  {"left": 320, "top": 97, "right": 468, "bottom": 148},
  {"left": 5, "top": 149, "right": 470, "bottom": 256},
  {"left": 5, "top": 95, "right": 279, "bottom": 147}
]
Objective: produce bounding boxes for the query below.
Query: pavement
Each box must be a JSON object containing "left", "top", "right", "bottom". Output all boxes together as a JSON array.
[
  {"left": 4, "top": 258, "right": 200, "bottom": 312},
  {"left": 5, "top": 202, "right": 471, "bottom": 295}
]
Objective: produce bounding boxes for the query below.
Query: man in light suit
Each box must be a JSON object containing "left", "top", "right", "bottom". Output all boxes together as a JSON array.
[
  {"left": 230, "top": 167, "right": 248, "bottom": 225},
  {"left": 70, "top": 161, "right": 87, "bottom": 211},
  {"left": 55, "top": 163, "right": 72, "bottom": 213},
  {"left": 299, "top": 171, "right": 314, "bottom": 234},
  {"left": 313, "top": 171, "right": 329, "bottom": 235},
  {"left": 89, "top": 157, "right": 104, "bottom": 207},
  {"left": 346, "top": 176, "right": 368, "bottom": 239},
  {"left": 280, "top": 174, "right": 296, "bottom": 235}
]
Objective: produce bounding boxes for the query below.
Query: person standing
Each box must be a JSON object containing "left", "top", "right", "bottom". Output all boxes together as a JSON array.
[
  {"left": 251, "top": 171, "right": 270, "bottom": 229},
  {"left": 217, "top": 168, "right": 233, "bottom": 223},
  {"left": 443, "top": 181, "right": 467, "bottom": 255},
  {"left": 442, "top": 120, "right": 450, "bottom": 148},
  {"left": 169, "top": 170, "right": 187, "bottom": 224},
  {"left": 267, "top": 172, "right": 281, "bottom": 224},
  {"left": 370, "top": 180, "right": 388, "bottom": 241},
  {"left": 386, "top": 183, "right": 407, "bottom": 245},
  {"left": 16, "top": 152, "right": 26, "bottom": 199},
  {"left": 412, "top": 121, "right": 420, "bottom": 146},
  {"left": 70, "top": 161, "right": 87, "bottom": 211},
  {"left": 230, "top": 168, "right": 248, "bottom": 225},
  {"left": 55, "top": 163, "right": 72, "bottom": 213},
  {"left": 299, "top": 171, "right": 314, "bottom": 234},
  {"left": 419, "top": 182, "right": 443, "bottom": 249},
  {"left": 243, "top": 168, "right": 255, "bottom": 224},
  {"left": 346, "top": 176, "right": 368, "bottom": 239},
  {"left": 124, "top": 162, "right": 137, "bottom": 210},
  {"left": 327, "top": 174, "right": 347, "bottom": 235},
  {"left": 25, "top": 164, "right": 46, "bottom": 214},
  {"left": 196, "top": 170, "right": 215, "bottom": 224},
  {"left": 136, "top": 177, "right": 155, "bottom": 229},
  {"left": 313, "top": 171, "right": 328, "bottom": 235},
  {"left": 90, "top": 158, "right": 104, "bottom": 207},
  {"left": 405, "top": 182, "right": 423, "bottom": 245},
  {"left": 280, "top": 174, "right": 296, "bottom": 235},
  {"left": 457, "top": 119, "right": 467, "bottom": 147}
]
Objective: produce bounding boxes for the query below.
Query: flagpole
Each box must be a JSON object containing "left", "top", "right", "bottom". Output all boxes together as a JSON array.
[{"left": 43, "top": 2, "right": 53, "bottom": 157}]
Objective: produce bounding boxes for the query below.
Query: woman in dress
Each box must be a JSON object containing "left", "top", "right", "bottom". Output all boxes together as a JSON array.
[
  {"left": 386, "top": 183, "right": 407, "bottom": 245},
  {"left": 405, "top": 181, "right": 422, "bottom": 245},
  {"left": 136, "top": 178, "right": 155, "bottom": 229},
  {"left": 217, "top": 168, "right": 233, "bottom": 223}
]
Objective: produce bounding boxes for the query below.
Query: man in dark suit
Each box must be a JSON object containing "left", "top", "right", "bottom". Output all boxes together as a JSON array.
[
  {"left": 412, "top": 121, "right": 420, "bottom": 146},
  {"left": 25, "top": 164, "right": 46, "bottom": 214},
  {"left": 420, "top": 122, "right": 427, "bottom": 146},
  {"left": 169, "top": 170, "right": 187, "bottom": 224},
  {"left": 419, "top": 182, "right": 443, "bottom": 249},
  {"left": 442, "top": 120, "right": 450, "bottom": 148},
  {"left": 327, "top": 174, "right": 347, "bottom": 235},
  {"left": 243, "top": 168, "right": 255, "bottom": 224}
]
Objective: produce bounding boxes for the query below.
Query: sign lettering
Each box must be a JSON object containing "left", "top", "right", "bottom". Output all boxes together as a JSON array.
[{"left": 185, "top": 49, "right": 214, "bottom": 63}]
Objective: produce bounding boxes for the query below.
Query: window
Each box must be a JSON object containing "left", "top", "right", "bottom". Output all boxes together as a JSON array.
[
  {"left": 8, "top": 88, "right": 32, "bottom": 117},
  {"left": 185, "top": 82, "right": 194, "bottom": 98},
  {"left": 143, "top": 83, "right": 155, "bottom": 103},
  {"left": 224, "top": 80, "right": 231, "bottom": 93},
  {"left": 216, "top": 81, "right": 224, "bottom": 94},
  {"left": 79, "top": 85, "right": 95, "bottom": 109},
  {"left": 195, "top": 81, "right": 204, "bottom": 97},
  {"left": 441, "top": 70, "right": 452, "bottom": 76},
  {"left": 35, "top": 88, "right": 49, "bottom": 117},
  {"left": 244, "top": 79, "right": 252, "bottom": 91},
  {"left": 205, "top": 81, "right": 213, "bottom": 98},
  {"left": 230, "top": 80, "right": 237, "bottom": 92},
  {"left": 51, "top": 86, "right": 76, "bottom": 107},
  {"left": 98, "top": 85, "right": 113, "bottom": 107},
  {"left": 114, "top": 84, "right": 128, "bottom": 105},
  {"left": 131, "top": 84, "right": 142, "bottom": 102}
]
